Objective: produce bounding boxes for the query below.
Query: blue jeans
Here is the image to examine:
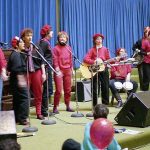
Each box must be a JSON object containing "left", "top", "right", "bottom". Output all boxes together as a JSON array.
[{"left": 0, "top": 76, "right": 3, "bottom": 111}]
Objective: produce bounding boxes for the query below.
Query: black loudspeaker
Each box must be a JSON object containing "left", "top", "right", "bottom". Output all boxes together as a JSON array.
[
  {"left": 115, "top": 91, "right": 150, "bottom": 127},
  {"left": 77, "top": 80, "right": 91, "bottom": 102},
  {"left": 0, "top": 111, "right": 17, "bottom": 141}
]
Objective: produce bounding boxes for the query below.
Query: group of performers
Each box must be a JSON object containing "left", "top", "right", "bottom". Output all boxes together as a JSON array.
[{"left": 0, "top": 25, "right": 150, "bottom": 125}]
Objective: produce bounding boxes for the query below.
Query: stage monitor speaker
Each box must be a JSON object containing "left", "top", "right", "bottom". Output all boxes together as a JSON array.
[
  {"left": 0, "top": 111, "right": 17, "bottom": 141},
  {"left": 77, "top": 80, "right": 91, "bottom": 102},
  {"left": 115, "top": 91, "right": 150, "bottom": 127}
]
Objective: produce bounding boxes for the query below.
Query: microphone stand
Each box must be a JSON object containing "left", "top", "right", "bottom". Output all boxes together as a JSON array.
[
  {"left": 86, "top": 47, "right": 99, "bottom": 117},
  {"left": 22, "top": 56, "right": 38, "bottom": 132},
  {"left": 11, "top": 49, "right": 40, "bottom": 132},
  {"left": 86, "top": 68, "right": 94, "bottom": 117},
  {"left": 34, "top": 44, "right": 57, "bottom": 125},
  {"left": 64, "top": 45, "right": 84, "bottom": 117},
  {"left": 26, "top": 44, "right": 57, "bottom": 126}
]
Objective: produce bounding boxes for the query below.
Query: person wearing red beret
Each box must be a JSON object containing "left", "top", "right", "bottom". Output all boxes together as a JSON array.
[
  {"left": 83, "top": 33, "right": 110, "bottom": 106},
  {"left": 0, "top": 45, "right": 8, "bottom": 110},
  {"left": 38, "top": 24, "right": 53, "bottom": 117},
  {"left": 7, "top": 37, "right": 29, "bottom": 125},
  {"left": 21, "top": 28, "right": 46, "bottom": 120},
  {"left": 53, "top": 31, "right": 74, "bottom": 113}
]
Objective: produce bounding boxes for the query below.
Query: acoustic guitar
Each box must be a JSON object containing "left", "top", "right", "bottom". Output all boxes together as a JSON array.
[
  {"left": 79, "top": 54, "right": 128, "bottom": 79},
  {"left": 79, "top": 62, "right": 105, "bottom": 79}
]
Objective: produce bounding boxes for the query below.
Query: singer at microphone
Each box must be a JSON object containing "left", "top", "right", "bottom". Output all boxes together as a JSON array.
[{"left": 53, "top": 31, "right": 74, "bottom": 113}]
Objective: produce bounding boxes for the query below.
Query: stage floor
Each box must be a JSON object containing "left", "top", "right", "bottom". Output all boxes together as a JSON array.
[{"left": 16, "top": 99, "right": 150, "bottom": 150}]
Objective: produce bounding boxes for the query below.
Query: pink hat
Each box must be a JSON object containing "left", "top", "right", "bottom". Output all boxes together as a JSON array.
[
  {"left": 40, "top": 25, "right": 52, "bottom": 38},
  {"left": 93, "top": 33, "right": 104, "bottom": 41}
]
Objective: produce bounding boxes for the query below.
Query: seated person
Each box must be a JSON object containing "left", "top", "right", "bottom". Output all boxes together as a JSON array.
[
  {"left": 62, "top": 138, "right": 80, "bottom": 150},
  {"left": 0, "top": 138, "right": 21, "bottom": 150},
  {"left": 109, "top": 48, "right": 138, "bottom": 108},
  {"left": 81, "top": 104, "right": 121, "bottom": 150}
]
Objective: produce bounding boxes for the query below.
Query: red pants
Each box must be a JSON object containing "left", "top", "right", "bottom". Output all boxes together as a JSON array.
[
  {"left": 54, "top": 68, "right": 72, "bottom": 107},
  {"left": 29, "top": 69, "right": 43, "bottom": 115}
]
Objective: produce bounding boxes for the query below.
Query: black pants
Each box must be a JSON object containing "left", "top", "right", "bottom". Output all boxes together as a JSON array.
[
  {"left": 10, "top": 74, "right": 29, "bottom": 122},
  {"left": 92, "top": 68, "right": 109, "bottom": 107},
  {"left": 142, "top": 62, "right": 150, "bottom": 91},
  {"left": 137, "top": 63, "right": 144, "bottom": 90},
  {"left": 42, "top": 68, "right": 53, "bottom": 115},
  {"left": 109, "top": 79, "right": 138, "bottom": 101}
]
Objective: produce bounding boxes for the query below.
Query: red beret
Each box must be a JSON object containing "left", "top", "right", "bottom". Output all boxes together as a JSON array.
[
  {"left": 40, "top": 25, "right": 52, "bottom": 38},
  {"left": 93, "top": 33, "right": 104, "bottom": 41},
  {"left": 11, "top": 37, "right": 20, "bottom": 48}
]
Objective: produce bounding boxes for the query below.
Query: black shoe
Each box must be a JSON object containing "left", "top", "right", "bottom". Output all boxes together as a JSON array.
[
  {"left": 42, "top": 113, "right": 48, "bottom": 117},
  {"left": 115, "top": 101, "right": 123, "bottom": 108}
]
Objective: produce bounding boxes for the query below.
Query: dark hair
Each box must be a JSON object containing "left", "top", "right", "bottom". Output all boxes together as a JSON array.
[
  {"left": 0, "top": 139, "right": 21, "bottom": 150},
  {"left": 93, "top": 104, "right": 109, "bottom": 120},
  {"left": 62, "top": 139, "right": 80, "bottom": 150}
]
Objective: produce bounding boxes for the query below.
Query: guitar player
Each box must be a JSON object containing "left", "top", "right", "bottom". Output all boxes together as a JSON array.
[{"left": 83, "top": 33, "right": 110, "bottom": 107}]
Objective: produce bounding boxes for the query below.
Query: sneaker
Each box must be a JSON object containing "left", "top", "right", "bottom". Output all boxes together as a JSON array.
[
  {"left": 53, "top": 108, "right": 59, "bottom": 114},
  {"left": 37, "top": 115, "right": 45, "bottom": 120},
  {"left": 115, "top": 100, "right": 123, "bottom": 108}
]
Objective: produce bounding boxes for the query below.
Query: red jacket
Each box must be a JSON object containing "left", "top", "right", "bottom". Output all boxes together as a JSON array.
[
  {"left": 83, "top": 46, "right": 110, "bottom": 65},
  {"left": 142, "top": 38, "right": 150, "bottom": 64},
  {"left": 0, "top": 48, "right": 7, "bottom": 74},
  {"left": 110, "top": 61, "right": 132, "bottom": 80}
]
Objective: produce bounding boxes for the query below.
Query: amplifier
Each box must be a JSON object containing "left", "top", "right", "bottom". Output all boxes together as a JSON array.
[{"left": 77, "top": 80, "right": 91, "bottom": 102}]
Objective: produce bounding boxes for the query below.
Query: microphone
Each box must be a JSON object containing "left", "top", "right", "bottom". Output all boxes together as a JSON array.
[
  {"left": 59, "top": 41, "right": 67, "bottom": 46},
  {"left": 30, "top": 41, "right": 39, "bottom": 50},
  {"left": 132, "top": 49, "right": 140, "bottom": 58},
  {"left": 0, "top": 42, "right": 8, "bottom": 46}
]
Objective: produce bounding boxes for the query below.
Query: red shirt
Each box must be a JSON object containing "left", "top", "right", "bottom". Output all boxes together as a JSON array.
[
  {"left": 142, "top": 38, "right": 150, "bottom": 63},
  {"left": 83, "top": 46, "right": 110, "bottom": 65},
  {"left": 0, "top": 48, "right": 7, "bottom": 74},
  {"left": 53, "top": 44, "right": 73, "bottom": 70},
  {"left": 110, "top": 62, "right": 132, "bottom": 80}
]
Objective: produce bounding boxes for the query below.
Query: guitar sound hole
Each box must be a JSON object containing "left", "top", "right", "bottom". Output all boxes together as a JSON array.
[{"left": 88, "top": 65, "right": 100, "bottom": 73}]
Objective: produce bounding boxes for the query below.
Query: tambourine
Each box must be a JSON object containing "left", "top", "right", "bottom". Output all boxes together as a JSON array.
[
  {"left": 114, "top": 82, "right": 123, "bottom": 90},
  {"left": 122, "top": 81, "right": 133, "bottom": 91}
]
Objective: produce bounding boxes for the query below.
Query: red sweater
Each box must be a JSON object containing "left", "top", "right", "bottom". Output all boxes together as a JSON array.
[
  {"left": 142, "top": 38, "right": 150, "bottom": 64},
  {"left": 110, "top": 61, "right": 132, "bottom": 80},
  {"left": 0, "top": 48, "right": 7, "bottom": 74},
  {"left": 53, "top": 44, "right": 73, "bottom": 70},
  {"left": 83, "top": 46, "right": 110, "bottom": 65}
]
